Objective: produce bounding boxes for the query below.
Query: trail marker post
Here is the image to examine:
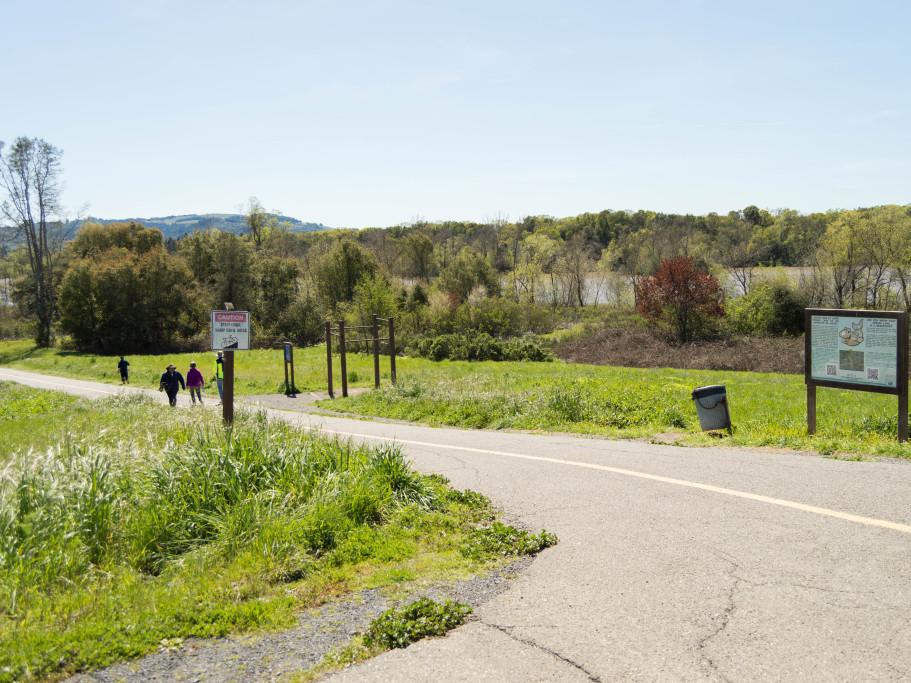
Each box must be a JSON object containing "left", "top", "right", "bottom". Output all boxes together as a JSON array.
[{"left": 283, "top": 341, "right": 295, "bottom": 395}]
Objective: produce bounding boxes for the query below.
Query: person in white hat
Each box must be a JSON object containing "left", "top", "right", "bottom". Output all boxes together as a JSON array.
[{"left": 159, "top": 363, "right": 185, "bottom": 407}]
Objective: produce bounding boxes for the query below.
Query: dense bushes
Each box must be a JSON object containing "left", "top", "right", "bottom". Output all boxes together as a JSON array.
[
  {"left": 727, "top": 282, "right": 806, "bottom": 336},
  {"left": 409, "top": 331, "right": 553, "bottom": 362}
]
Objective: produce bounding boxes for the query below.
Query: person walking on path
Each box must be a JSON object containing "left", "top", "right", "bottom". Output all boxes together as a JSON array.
[
  {"left": 186, "top": 361, "right": 204, "bottom": 405},
  {"left": 159, "top": 363, "right": 185, "bottom": 407},
  {"left": 117, "top": 356, "right": 130, "bottom": 384},
  {"left": 213, "top": 351, "right": 225, "bottom": 403}
]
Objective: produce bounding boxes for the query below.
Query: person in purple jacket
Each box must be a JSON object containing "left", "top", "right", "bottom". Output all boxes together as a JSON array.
[{"left": 186, "top": 361, "right": 205, "bottom": 405}]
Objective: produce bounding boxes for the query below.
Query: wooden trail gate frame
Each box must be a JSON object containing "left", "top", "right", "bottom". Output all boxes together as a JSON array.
[{"left": 326, "top": 315, "right": 396, "bottom": 398}]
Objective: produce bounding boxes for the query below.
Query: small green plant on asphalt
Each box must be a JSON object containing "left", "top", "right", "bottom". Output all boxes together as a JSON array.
[
  {"left": 461, "top": 522, "right": 559, "bottom": 560},
  {"left": 363, "top": 597, "right": 472, "bottom": 650}
]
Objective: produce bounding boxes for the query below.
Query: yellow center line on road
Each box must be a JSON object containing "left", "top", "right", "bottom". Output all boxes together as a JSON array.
[{"left": 303, "top": 423, "right": 911, "bottom": 537}]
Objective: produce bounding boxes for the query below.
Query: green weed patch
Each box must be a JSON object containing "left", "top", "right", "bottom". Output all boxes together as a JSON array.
[
  {"left": 461, "top": 522, "right": 559, "bottom": 560},
  {"left": 363, "top": 597, "right": 472, "bottom": 650},
  {"left": 0, "top": 384, "right": 540, "bottom": 682}
]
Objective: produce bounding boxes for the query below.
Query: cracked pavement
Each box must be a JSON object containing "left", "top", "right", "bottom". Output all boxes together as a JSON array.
[{"left": 4, "top": 370, "right": 911, "bottom": 681}]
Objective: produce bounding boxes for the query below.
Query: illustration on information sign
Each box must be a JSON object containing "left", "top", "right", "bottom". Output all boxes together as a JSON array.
[
  {"left": 809, "top": 314, "right": 897, "bottom": 388},
  {"left": 839, "top": 319, "right": 863, "bottom": 346}
]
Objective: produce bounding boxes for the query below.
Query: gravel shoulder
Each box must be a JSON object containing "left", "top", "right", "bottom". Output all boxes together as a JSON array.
[
  {"left": 65, "top": 393, "right": 535, "bottom": 683},
  {"left": 67, "top": 559, "right": 532, "bottom": 683}
]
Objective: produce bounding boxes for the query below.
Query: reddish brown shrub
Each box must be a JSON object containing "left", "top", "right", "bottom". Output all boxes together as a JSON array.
[{"left": 634, "top": 257, "right": 724, "bottom": 344}]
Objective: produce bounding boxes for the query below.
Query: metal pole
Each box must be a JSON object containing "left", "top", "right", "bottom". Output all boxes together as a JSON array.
[
  {"left": 339, "top": 320, "right": 348, "bottom": 398},
  {"left": 223, "top": 350, "right": 234, "bottom": 426},
  {"left": 326, "top": 322, "right": 333, "bottom": 398},
  {"left": 389, "top": 316, "right": 396, "bottom": 385},
  {"left": 373, "top": 314, "right": 380, "bottom": 389}
]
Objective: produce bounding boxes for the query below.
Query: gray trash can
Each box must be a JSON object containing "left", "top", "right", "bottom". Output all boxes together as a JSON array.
[{"left": 692, "top": 385, "right": 732, "bottom": 433}]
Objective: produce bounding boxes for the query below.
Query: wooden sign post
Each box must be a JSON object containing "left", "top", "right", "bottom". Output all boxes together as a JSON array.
[{"left": 211, "top": 307, "right": 250, "bottom": 427}]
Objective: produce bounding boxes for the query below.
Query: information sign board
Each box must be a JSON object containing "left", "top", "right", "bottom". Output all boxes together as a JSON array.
[
  {"left": 805, "top": 309, "right": 907, "bottom": 395},
  {"left": 807, "top": 312, "right": 900, "bottom": 389},
  {"left": 804, "top": 308, "right": 908, "bottom": 442},
  {"left": 211, "top": 311, "right": 250, "bottom": 351}
]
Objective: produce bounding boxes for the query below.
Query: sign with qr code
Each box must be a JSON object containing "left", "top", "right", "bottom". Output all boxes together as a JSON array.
[
  {"left": 805, "top": 308, "right": 908, "bottom": 442},
  {"left": 805, "top": 309, "right": 906, "bottom": 395}
]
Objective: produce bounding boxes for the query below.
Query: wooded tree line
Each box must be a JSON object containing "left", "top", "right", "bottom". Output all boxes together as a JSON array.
[{"left": 2, "top": 136, "right": 911, "bottom": 351}]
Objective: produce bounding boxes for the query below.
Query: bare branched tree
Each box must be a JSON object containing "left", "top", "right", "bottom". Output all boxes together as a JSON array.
[
  {"left": 0, "top": 137, "right": 70, "bottom": 346},
  {"left": 243, "top": 196, "right": 268, "bottom": 248}
]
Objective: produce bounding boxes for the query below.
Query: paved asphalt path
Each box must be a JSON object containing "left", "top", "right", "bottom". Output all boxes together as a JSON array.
[{"left": 3, "top": 368, "right": 911, "bottom": 681}]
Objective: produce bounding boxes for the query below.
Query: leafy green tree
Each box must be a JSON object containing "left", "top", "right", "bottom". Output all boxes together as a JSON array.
[
  {"left": 727, "top": 281, "right": 806, "bottom": 336},
  {"left": 273, "top": 292, "right": 324, "bottom": 346},
  {"left": 58, "top": 225, "right": 193, "bottom": 351},
  {"left": 813, "top": 211, "right": 866, "bottom": 308},
  {"left": 255, "top": 256, "right": 299, "bottom": 328},
  {"left": 244, "top": 196, "right": 268, "bottom": 248},
  {"left": 709, "top": 214, "right": 766, "bottom": 295},
  {"left": 347, "top": 274, "right": 397, "bottom": 331},
  {"left": 213, "top": 231, "right": 255, "bottom": 311},
  {"left": 177, "top": 228, "right": 219, "bottom": 285},
  {"left": 438, "top": 248, "right": 500, "bottom": 302},
  {"left": 70, "top": 221, "right": 161, "bottom": 257},
  {"left": 399, "top": 231, "right": 435, "bottom": 283},
  {"left": 557, "top": 234, "right": 594, "bottom": 307},
  {"left": 853, "top": 205, "right": 911, "bottom": 309},
  {"left": 313, "top": 239, "right": 378, "bottom": 310}
]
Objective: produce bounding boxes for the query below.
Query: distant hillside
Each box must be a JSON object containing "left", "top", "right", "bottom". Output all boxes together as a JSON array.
[{"left": 81, "top": 213, "right": 329, "bottom": 239}]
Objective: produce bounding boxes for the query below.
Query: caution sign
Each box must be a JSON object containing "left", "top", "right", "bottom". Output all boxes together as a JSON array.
[{"left": 211, "top": 311, "right": 250, "bottom": 350}]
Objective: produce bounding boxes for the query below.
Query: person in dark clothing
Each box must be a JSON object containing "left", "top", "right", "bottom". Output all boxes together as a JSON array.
[
  {"left": 118, "top": 356, "right": 130, "bottom": 384},
  {"left": 159, "top": 363, "right": 185, "bottom": 407}
]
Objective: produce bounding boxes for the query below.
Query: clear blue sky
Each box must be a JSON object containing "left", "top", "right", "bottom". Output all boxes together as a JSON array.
[{"left": 3, "top": 0, "right": 909, "bottom": 228}]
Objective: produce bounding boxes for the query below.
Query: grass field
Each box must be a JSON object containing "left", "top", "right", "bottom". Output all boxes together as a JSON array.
[
  {"left": 0, "top": 339, "right": 402, "bottom": 396},
  {"left": 315, "top": 362, "right": 911, "bottom": 459},
  {"left": 0, "top": 340, "right": 907, "bottom": 458},
  {"left": 0, "top": 382, "right": 543, "bottom": 682}
]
